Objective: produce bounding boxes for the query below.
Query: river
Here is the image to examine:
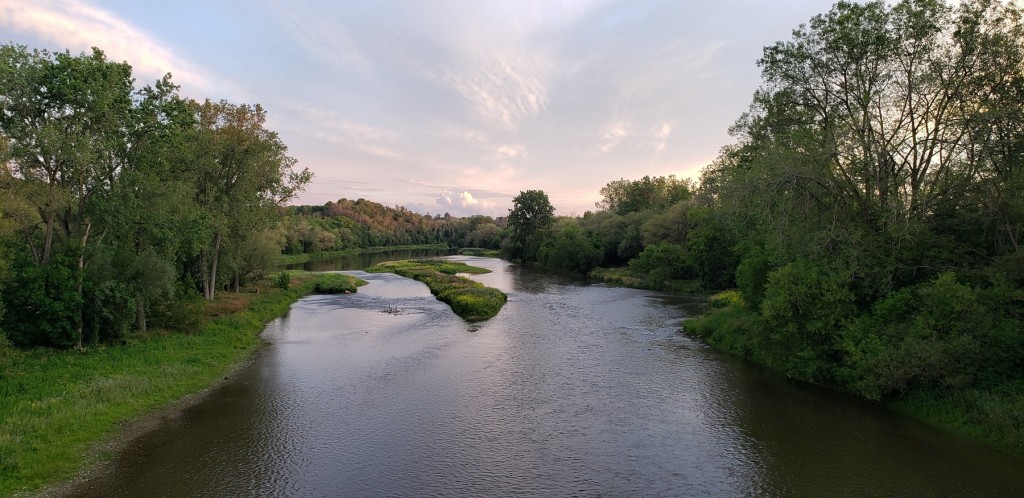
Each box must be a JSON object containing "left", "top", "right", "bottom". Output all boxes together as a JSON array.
[{"left": 72, "top": 256, "right": 1024, "bottom": 496}]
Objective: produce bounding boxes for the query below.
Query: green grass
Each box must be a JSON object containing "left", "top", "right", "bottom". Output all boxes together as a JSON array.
[
  {"left": 457, "top": 247, "right": 501, "bottom": 257},
  {"left": 367, "top": 259, "right": 506, "bottom": 321},
  {"left": 590, "top": 266, "right": 703, "bottom": 294},
  {"left": 0, "top": 271, "right": 367, "bottom": 495},
  {"left": 311, "top": 273, "right": 368, "bottom": 294},
  {"left": 890, "top": 383, "right": 1024, "bottom": 457}
]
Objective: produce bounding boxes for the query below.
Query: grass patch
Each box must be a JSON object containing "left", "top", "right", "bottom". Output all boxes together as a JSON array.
[
  {"left": 367, "top": 259, "right": 506, "bottom": 321},
  {"left": 311, "top": 273, "right": 368, "bottom": 294},
  {"left": 0, "top": 271, "right": 366, "bottom": 495},
  {"left": 590, "top": 266, "right": 703, "bottom": 294},
  {"left": 890, "top": 383, "right": 1024, "bottom": 457},
  {"left": 457, "top": 247, "right": 501, "bottom": 257}
]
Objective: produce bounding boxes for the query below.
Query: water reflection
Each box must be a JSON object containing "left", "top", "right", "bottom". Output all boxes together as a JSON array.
[
  {"left": 73, "top": 257, "right": 1024, "bottom": 497},
  {"left": 282, "top": 247, "right": 455, "bottom": 272}
]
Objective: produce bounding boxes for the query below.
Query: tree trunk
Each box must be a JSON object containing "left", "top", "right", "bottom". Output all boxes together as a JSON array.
[
  {"left": 75, "top": 220, "right": 91, "bottom": 349},
  {"left": 136, "top": 296, "right": 147, "bottom": 333},
  {"left": 233, "top": 273, "right": 240, "bottom": 293},
  {"left": 200, "top": 249, "right": 210, "bottom": 299},
  {"left": 206, "top": 233, "right": 223, "bottom": 300},
  {"left": 42, "top": 208, "right": 55, "bottom": 266}
]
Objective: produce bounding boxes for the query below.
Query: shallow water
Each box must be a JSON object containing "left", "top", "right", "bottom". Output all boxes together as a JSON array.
[{"left": 76, "top": 257, "right": 1024, "bottom": 496}]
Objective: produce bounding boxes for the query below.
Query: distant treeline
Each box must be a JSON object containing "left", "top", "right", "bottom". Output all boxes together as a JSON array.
[{"left": 276, "top": 199, "right": 505, "bottom": 253}]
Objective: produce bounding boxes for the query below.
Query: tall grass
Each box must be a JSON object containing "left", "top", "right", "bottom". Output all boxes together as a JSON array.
[
  {"left": 367, "top": 259, "right": 506, "bottom": 321},
  {"left": 0, "top": 272, "right": 366, "bottom": 495}
]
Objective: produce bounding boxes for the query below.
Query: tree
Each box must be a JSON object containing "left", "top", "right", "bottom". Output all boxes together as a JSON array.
[
  {"left": 597, "top": 175, "right": 691, "bottom": 215},
  {"left": 537, "top": 219, "right": 602, "bottom": 275},
  {"left": 189, "top": 100, "right": 310, "bottom": 299},
  {"left": 0, "top": 45, "right": 135, "bottom": 347},
  {"left": 503, "top": 189, "right": 554, "bottom": 262}
]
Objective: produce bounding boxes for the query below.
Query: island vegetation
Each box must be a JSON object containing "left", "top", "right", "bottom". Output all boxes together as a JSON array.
[{"left": 367, "top": 260, "right": 506, "bottom": 322}]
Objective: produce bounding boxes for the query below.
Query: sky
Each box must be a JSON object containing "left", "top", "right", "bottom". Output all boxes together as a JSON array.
[{"left": 0, "top": 0, "right": 839, "bottom": 217}]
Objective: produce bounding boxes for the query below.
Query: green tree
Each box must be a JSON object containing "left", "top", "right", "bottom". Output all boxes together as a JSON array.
[
  {"left": 189, "top": 100, "right": 310, "bottom": 299},
  {"left": 503, "top": 189, "right": 554, "bottom": 262},
  {"left": 537, "top": 219, "right": 602, "bottom": 275},
  {"left": 0, "top": 45, "right": 135, "bottom": 347}
]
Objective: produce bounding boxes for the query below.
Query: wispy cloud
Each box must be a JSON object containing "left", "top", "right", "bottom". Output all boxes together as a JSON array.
[
  {"left": 597, "top": 118, "right": 630, "bottom": 153},
  {"left": 0, "top": 0, "right": 242, "bottom": 99},
  {"left": 435, "top": 48, "right": 551, "bottom": 131}
]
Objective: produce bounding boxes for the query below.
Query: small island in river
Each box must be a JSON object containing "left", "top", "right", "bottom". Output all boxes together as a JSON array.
[{"left": 367, "top": 259, "right": 507, "bottom": 322}]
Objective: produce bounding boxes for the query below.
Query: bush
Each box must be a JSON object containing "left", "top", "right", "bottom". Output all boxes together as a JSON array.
[
  {"left": 759, "top": 260, "right": 854, "bottom": 383},
  {"left": 311, "top": 273, "right": 366, "bottom": 294},
  {"left": 275, "top": 272, "right": 291, "bottom": 290},
  {"left": 82, "top": 279, "right": 137, "bottom": 345},
  {"left": 149, "top": 293, "right": 204, "bottom": 334},
  {"left": 537, "top": 222, "right": 603, "bottom": 275},
  {"left": 840, "top": 272, "right": 1022, "bottom": 399},
  {"left": 2, "top": 253, "right": 82, "bottom": 348},
  {"left": 628, "top": 242, "right": 691, "bottom": 289},
  {"left": 709, "top": 290, "right": 744, "bottom": 309}
]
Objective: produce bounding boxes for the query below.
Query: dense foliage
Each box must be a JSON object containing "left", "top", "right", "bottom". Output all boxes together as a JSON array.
[
  {"left": 0, "top": 45, "right": 309, "bottom": 348},
  {"left": 274, "top": 200, "right": 505, "bottom": 254},
  {"left": 683, "top": 0, "right": 1024, "bottom": 399}
]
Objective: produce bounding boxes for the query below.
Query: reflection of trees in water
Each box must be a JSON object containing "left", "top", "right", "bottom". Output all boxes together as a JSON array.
[
  {"left": 286, "top": 248, "right": 455, "bottom": 272},
  {"left": 509, "top": 264, "right": 588, "bottom": 294}
]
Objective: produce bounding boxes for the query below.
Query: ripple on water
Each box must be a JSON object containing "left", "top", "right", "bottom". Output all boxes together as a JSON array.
[{"left": 78, "top": 258, "right": 1024, "bottom": 497}]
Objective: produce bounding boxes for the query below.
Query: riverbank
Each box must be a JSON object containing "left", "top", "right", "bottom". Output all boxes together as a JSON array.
[
  {"left": 684, "top": 297, "right": 1024, "bottom": 459},
  {"left": 277, "top": 244, "right": 450, "bottom": 266},
  {"left": 0, "top": 272, "right": 366, "bottom": 496},
  {"left": 587, "top": 268, "right": 1024, "bottom": 459}
]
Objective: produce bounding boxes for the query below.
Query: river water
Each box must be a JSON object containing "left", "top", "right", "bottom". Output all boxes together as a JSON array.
[{"left": 74, "top": 256, "right": 1024, "bottom": 496}]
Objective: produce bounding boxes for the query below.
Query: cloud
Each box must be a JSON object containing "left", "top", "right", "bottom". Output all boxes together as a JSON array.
[
  {"left": 597, "top": 118, "right": 630, "bottom": 153},
  {"left": 0, "top": 0, "right": 242, "bottom": 99},
  {"left": 495, "top": 144, "right": 525, "bottom": 160},
  {"left": 653, "top": 122, "right": 672, "bottom": 153},
  {"left": 426, "top": 189, "right": 507, "bottom": 217},
  {"left": 435, "top": 48, "right": 551, "bottom": 131}
]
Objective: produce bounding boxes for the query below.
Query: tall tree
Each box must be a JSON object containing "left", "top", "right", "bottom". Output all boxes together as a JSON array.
[
  {"left": 0, "top": 45, "right": 135, "bottom": 347},
  {"left": 190, "top": 100, "right": 310, "bottom": 299},
  {"left": 504, "top": 189, "right": 554, "bottom": 262}
]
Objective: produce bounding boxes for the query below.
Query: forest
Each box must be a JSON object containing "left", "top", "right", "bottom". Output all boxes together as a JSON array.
[{"left": 1, "top": 0, "right": 1022, "bottom": 465}]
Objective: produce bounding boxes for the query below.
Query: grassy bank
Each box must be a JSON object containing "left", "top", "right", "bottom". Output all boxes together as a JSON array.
[
  {"left": 457, "top": 248, "right": 501, "bottom": 257},
  {"left": 277, "top": 244, "right": 450, "bottom": 266},
  {"left": 684, "top": 293, "right": 1024, "bottom": 458},
  {"left": 0, "top": 272, "right": 366, "bottom": 496},
  {"left": 590, "top": 267, "right": 703, "bottom": 294},
  {"left": 367, "top": 259, "right": 507, "bottom": 322}
]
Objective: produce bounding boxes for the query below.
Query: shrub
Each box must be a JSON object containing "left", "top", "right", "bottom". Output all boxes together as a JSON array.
[
  {"left": 627, "top": 242, "right": 697, "bottom": 291},
  {"left": 840, "top": 272, "right": 1022, "bottom": 400},
  {"left": 311, "top": 273, "right": 366, "bottom": 294},
  {"left": 275, "top": 272, "right": 291, "bottom": 290},
  {"left": 759, "top": 260, "right": 854, "bottom": 383},
  {"left": 2, "top": 254, "right": 81, "bottom": 348},
  {"left": 537, "top": 222, "right": 603, "bottom": 275},
  {"left": 709, "top": 290, "right": 744, "bottom": 309}
]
